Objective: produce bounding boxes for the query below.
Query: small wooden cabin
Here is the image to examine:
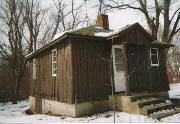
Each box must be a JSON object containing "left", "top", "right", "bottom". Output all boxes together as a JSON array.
[{"left": 26, "top": 14, "right": 173, "bottom": 117}]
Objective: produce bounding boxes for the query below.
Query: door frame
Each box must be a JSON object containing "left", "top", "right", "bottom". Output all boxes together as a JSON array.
[{"left": 112, "top": 45, "right": 126, "bottom": 92}]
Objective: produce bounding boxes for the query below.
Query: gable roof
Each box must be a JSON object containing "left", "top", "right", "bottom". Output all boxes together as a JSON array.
[
  {"left": 106, "top": 23, "right": 154, "bottom": 40},
  {"left": 25, "top": 23, "right": 169, "bottom": 60},
  {"left": 51, "top": 23, "right": 154, "bottom": 40}
]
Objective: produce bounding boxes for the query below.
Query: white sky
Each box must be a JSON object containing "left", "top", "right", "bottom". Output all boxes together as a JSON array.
[
  {"left": 82, "top": 0, "right": 147, "bottom": 30},
  {"left": 41, "top": 0, "right": 180, "bottom": 31},
  {"left": 41, "top": 0, "right": 148, "bottom": 30}
]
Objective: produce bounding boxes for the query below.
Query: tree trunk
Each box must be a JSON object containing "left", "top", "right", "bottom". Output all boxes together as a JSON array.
[
  {"left": 12, "top": 63, "right": 25, "bottom": 104},
  {"left": 162, "top": 0, "right": 170, "bottom": 43},
  {"left": 12, "top": 75, "right": 22, "bottom": 104}
]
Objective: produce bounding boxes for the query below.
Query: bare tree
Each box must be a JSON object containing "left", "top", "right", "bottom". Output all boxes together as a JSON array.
[
  {"left": 0, "top": 0, "right": 27, "bottom": 103},
  {"left": 50, "top": 0, "right": 86, "bottom": 40},
  {"left": 0, "top": 0, "right": 49, "bottom": 103},
  {"left": 23, "top": 0, "right": 47, "bottom": 52},
  {"left": 105, "top": 0, "right": 180, "bottom": 43},
  {"left": 98, "top": 0, "right": 107, "bottom": 14},
  {"left": 167, "top": 32, "right": 180, "bottom": 80}
]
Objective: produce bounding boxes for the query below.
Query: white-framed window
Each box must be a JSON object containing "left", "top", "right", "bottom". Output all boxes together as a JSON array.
[
  {"left": 150, "top": 48, "right": 159, "bottom": 66},
  {"left": 114, "top": 48, "right": 124, "bottom": 71},
  {"left": 33, "top": 59, "right": 37, "bottom": 79},
  {"left": 52, "top": 49, "right": 57, "bottom": 77}
]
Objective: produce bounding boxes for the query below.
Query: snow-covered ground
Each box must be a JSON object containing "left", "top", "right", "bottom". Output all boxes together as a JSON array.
[
  {"left": 0, "top": 83, "right": 179, "bottom": 123},
  {"left": 169, "top": 83, "right": 180, "bottom": 99},
  {"left": 0, "top": 104, "right": 158, "bottom": 124}
]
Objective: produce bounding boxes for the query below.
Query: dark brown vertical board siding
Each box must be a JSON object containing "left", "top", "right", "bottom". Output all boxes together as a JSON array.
[
  {"left": 71, "top": 37, "right": 112, "bottom": 103},
  {"left": 29, "top": 39, "right": 74, "bottom": 104},
  {"left": 125, "top": 44, "right": 169, "bottom": 92},
  {"left": 126, "top": 45, "right": 149, "bottom": 92},
  {"left": 110, "top": 25, "right": 169, "bottom": 93},
  {"left": 111, "top": 26, "right": 152, "bottom": 45},
  {"left": 148, "top": 47, "right": 170, "bottom": 91},
  {"left": 28, "top": 23, "right": 170, "bottom": 103}
]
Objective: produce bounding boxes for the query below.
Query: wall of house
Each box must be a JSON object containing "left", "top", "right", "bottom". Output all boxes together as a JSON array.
[
  {"left": 149, "top": 45, "right": 170, "bottom": 91},
  {"left": 111, "top": 24, "right": 153, "bottom": 45},
  {"left": 110, "top": 25, "right": 169, "bottom": 93},
  {"left": 71, "top": 37, "right": 112, "bottom": 103},
  {"left": 28, "top": 23, "right": 170, "bottom": 107},
  {"left": 29, "top": 36, "right": 113, "bottom": 105},
  {"left": 29, "top": 39, "right": 74, "bottom": 104},
  {"left": 126, "top": 44, "right": 169, "bottom": 92}
]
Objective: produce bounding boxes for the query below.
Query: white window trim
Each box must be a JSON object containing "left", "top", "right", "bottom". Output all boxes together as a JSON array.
[
  {"left": 150, "top": 48, "right": 159, "bottom": 66},
  {"left": 33, "top": 59, "right": 36, "bottom": 79},
  {"left": 52, "top": 49, "right": 57, "bottom": 77}
]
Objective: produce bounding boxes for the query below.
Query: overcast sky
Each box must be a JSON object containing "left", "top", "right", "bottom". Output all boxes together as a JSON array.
[
  {"left": 81, "top": 0, "right": 147, "bottom": 30},
  {"left": 41, "top": 0, "right": 147, "bottom": 30},
  {"left": 41, "top": 0, "right": 180, "bottom": 31}
]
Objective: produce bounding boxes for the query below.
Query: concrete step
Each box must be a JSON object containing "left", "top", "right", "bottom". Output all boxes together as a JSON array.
[
  {"left": 130, "top": 92, "right": 168, "bottom": 102},
  {"left": 135, "top": 98, "right": 166, "bottom": 108},
  {"left": 130, "top": 94, "right": 157, "bottom": 102},
  {"left": 148, "top": 109, "right": 180, "bottom": 120},
  {"left": 141, "top": 103, "right": 175, "bottom": 115},
  {"left": 109, "top": 92, "right": 178, "bottom": 120}
]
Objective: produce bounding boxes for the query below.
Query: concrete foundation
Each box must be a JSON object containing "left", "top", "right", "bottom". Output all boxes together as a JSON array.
[
  {"left": 29, "top": 96, "right": 109, "bottom": 117},
  {"left": 29, "top": 96, "right": 36, "bottom": 112},
  {"left": 29, "top": 92, "right": 169, "bottom": 117},
  {"left": 75, "top": 100, "right": 109, "bottom": 117},
  {"left": 109, "top": 95, "right": 140, "bottom": 114},
  {"left": 29, "top": 96, "right": 76, "bottom": 116}
]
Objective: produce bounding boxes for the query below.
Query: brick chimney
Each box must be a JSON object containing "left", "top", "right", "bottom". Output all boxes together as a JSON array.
[{"left": 96, "top": 14, "right": 109, "bottom": 30}]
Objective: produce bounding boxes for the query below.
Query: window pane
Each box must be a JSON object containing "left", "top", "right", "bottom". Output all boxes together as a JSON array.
[
  {"left": 151, "top": 55, "right": 158, "bottom": 64},
  {"left": 54, "top": 63, "right": 57, "bottom": 68},
  {"left": 53, "top": 56, "right": 56, "bottom": 62},
  {"left": 52, "top": 63, "right": 57, "bottom": 69},
  {"left": 150, "top": 48, "right": 159, "bottom": 66},
  {"left": 52, "top": 50, "right": 57, "bottom": 62},
  {"left": 52, "top": 63, "right": 55, "bottom": 69},
  {"left": 33, "top": 59, "right": 36, "bottom": 79},
  {"left": 53, "top": 68, "right": 57, "bottom": 74},
  {"left": 54, "top": 69, "right": 57, "bottom": 74},
  {"left": 151, "top": 49, "right": 157, "bottom": 54},
  {"left": 114, "top": 48, "right": 124, "bottom": 71},
  {"left": 115, "top": 48, "right": 121, "bottom": 56},
  {"left": 116, "top": 64, "right": 124, "bottom": 71},
  {"left": 115, "top": 56, "right": 121, "bottom": 64},
  {"left": 52, "top": 49, "right": 57, "bottom": 76},
  {"left": 114, "top": 48, "right": 123, "bottom": 64}
]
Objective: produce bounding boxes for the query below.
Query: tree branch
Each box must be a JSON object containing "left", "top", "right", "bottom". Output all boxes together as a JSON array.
[
  {"left": 174, "top": 28, "right": 180, "bottom": 35},
  {"left": 106, "top": 3, "right": 144, "bottom": 13},
  {"left": 168, "top": 12, "right": 180, "bottom": 43},
  {"left": 170, "top": 8, "right": 180, "bottom": 24}
]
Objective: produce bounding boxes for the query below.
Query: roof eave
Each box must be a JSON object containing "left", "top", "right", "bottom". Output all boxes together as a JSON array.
[
  {"left": 25, "top": 33, "right": 108, "bottom": 61},
  {"left": 25, "top": 33, "right": 69, "bottom": 61},
  {"left": 68, "top": 33, "right": 107, "bottom": 40},
  {"left": 106, "top": 23, "right": 154, "bottom": 41},
  {"left": 149, "top": 42, "right": 174, "bottom": 48}
]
